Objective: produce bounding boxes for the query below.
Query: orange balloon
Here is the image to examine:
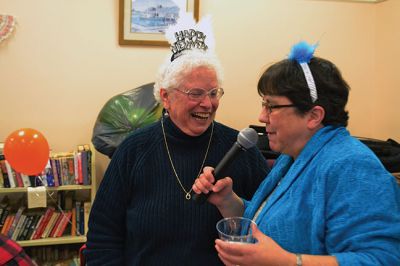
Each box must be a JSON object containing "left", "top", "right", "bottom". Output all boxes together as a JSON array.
[{"left": 4, "top": 128, "right": 50, "bottom": 175}]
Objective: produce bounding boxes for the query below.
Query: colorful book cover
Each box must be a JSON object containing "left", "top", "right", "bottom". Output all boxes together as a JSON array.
[
  {"left": 0, "top": 155, "right": 10, "bottom": 188},
  {"left": 7, "top": 206, "right": 25, "bottom": 238}
]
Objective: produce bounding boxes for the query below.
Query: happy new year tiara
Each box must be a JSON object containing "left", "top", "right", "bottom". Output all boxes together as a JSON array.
[
  {"left": 165, "top": 13, "right": 215, "bottom": 62},
  {"left": 288, "top": 41, "right": 318, "bottom": 103}
]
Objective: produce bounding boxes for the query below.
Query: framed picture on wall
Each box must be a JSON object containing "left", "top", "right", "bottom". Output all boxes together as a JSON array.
[{"left": 119, "top": 0, "right": 199, "bottom": 46}]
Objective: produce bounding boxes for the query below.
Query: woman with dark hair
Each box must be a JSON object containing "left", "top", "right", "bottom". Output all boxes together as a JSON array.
[{"left": 193, "top": 42, "right": 400, "bottom": 266}]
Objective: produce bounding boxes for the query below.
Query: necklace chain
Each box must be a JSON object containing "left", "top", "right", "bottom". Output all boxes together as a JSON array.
[{"left": 161, "top": 118, "right": 214, "bottom": 200}]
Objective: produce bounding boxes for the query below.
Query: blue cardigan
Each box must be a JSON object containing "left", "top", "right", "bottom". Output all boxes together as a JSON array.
[{"left": 244, "top": 126, "right": 400, "bottom": 265}]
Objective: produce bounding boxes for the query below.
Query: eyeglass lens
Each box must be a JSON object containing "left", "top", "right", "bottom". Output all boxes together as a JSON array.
[{"left": 187, "top": 88, "right": 224, "bottom": 100}]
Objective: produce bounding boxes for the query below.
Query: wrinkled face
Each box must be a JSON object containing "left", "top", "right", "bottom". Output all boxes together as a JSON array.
[
  {"left": 258, "top": 95, "right": 312, "bottom": 159},
  {"left": 160, "top": 66, "right": 220, "bottom": 136}
]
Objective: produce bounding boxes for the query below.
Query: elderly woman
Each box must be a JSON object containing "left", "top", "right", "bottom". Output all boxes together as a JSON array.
[
  {"left": 193, "top": 42, "right": 400, "bottom": 266},
  {"left": 85, "top": 28, "right": 269, "bottom": 265}
]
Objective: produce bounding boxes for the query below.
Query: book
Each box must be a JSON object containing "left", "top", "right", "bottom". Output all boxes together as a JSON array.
[
  {"left": 84, "top": 144, "right": 92, "bottom": 185},
  {"left": 7, "top": 205, "right": 25, "bottom": 238},
  {"left": 0, "top": 166, "right": 3, "bottom": 188},
  {"left": 25, "top": 214, "right": 41, "bottom": 240},
  {"left": 50, "top": 158, "right": 59, "bottom": 187},
  {"left": 0, "top": 155, "right": 11, "bottom": 188},
  {"left": 1, "top": 214, "right": 15, "bottom": 235},
  {"left": 29, "top": 214, "right": 44, "bottom": 240},
  {"left": 18, "top": 214, "right": 34, "bottom": 241},
  {"left": 4, "top": 160, "right": 16, "bottom": 188},
  {"left": 44, "top": 160, "right": 55, "bottom": 187},
  {"left": 0, "top": 206, "right": 11, "bottom": 231},
  {"left": 55, "top": 210, "right": 72, "bottom": 237},
  {"left": 41, "top": 211, "right": 60, "bottom": 238},
  {"left": 66, "top": 156, "right": 75, "bottom": 185},
  {"left": 0, "top": 195, "right": 10, "bottom": 228},
  {"left": 75, "top": 201, "right": 82, "bottom": 236},
  {"left": 11, "top": 214, "right": 26, "bottom": 240},
  {"left": 83, "top": 201, "right": 91, "bottom": 235},
  {"left": 49, "top": 211, "right": 64, "bottom": 237},
  {"left": 14, "top": 171, "right": 24, "bottom": 187},
  {"left": 73, "top": 153, "right": 79, "bottom": 185},
  {"left": 31, "top": 207, "right": 55, "bottom": 240},
  {"left": 21, "top": 173, "right": 31, "bottom": 187},
  {"left": 70, "top": 207, "right": 76, "bottom": 236}
]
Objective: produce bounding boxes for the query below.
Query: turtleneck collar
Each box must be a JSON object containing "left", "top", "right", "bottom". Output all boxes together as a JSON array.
[{"left": 162, "top": 115, "right": 214, "bottom": 144}]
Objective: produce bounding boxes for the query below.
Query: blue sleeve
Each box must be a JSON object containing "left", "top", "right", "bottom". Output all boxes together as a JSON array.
[{"left": 325, "top": 156, "right": 400, "bottom": 265}]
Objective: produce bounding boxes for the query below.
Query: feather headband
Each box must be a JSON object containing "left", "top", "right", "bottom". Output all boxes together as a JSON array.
[{"left": 288, "top": 41, "right": 318, "bottom": 102}]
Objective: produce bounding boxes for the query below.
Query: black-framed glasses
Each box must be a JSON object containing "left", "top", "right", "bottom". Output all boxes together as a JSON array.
[
  {"left": 175, "top": 88, "right": 224, "bottom": 101},
  {"left": 262, "top": 100, "right": 296, "bottom": 114}
]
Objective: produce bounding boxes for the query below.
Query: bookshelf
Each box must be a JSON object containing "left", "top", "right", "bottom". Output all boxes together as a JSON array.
[{"left": 0, "top": 143, "right": 97, "bottom": 264}]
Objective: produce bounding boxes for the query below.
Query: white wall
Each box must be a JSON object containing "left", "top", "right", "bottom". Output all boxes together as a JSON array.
[{"left": 1, "top": 0, "right": 399, "bottom": 183}]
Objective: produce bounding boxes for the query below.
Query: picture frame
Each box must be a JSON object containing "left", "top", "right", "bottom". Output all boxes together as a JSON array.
[{"left": 119, "top": 0, "right": 199, "bottom": 46}]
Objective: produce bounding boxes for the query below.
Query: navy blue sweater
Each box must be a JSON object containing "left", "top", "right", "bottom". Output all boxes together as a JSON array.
[{"left": 86, "top": 117, "right": 269, "bottom": 265}]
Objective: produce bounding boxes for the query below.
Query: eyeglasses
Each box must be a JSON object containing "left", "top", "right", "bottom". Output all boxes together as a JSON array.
[
  {"left": 175, "top": 88, "right": 224, "bottom": 101},
  {"left": 262, "top": 100, "right": 296, "bottom": 114}
]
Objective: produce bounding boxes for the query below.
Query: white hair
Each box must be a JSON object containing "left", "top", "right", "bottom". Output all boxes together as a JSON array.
[{"left": 153, "top": 49, "right": 224, "bottom": 103}]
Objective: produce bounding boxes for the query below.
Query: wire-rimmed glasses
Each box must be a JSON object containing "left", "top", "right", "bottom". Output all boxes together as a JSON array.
[{"left": 175, "top": 88, "right": 224, "bottom": 101}]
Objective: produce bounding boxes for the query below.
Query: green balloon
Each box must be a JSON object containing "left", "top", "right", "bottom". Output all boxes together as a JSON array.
[{"left": 92, "top": 83, "right": 163, "bottom": 157}]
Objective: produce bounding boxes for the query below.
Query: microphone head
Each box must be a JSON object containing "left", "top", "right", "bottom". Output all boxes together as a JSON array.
[{"left": 237, "top": 128, "right": 258, "bottom": 149}]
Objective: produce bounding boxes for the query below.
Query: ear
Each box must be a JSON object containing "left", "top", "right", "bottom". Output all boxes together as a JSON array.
[
  {"left": 307, "top": 105, "right": 325, "bottom": 129},
  {"left": 160, "top": 88, "right": 170, "bottom": 109}
]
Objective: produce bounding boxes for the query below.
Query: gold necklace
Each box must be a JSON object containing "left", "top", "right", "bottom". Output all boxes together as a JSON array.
[{"left": 161, "top": 117, "right": 214, "bottom": 200}]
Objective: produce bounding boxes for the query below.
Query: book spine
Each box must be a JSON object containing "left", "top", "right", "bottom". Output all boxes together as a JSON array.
[
  {"left": 81, "top": 151, "right": 88, "bottom": 185},
  {"left": 4, "top": 161, "right": 16, "bottom": 188},
  {"left": 31, "top": 207, "right": 55, "bottom": 240},
  {"left": 50, "top": 158, "right": 59, "bottom": 187},
  {"left": 71, "top": 207, "right": 76, "bottom": 236},
  {"left": 0, "top": 206, "right": 10, "bottom": 230},
  {"left": 56, "top": 211, "right": 72, "bottom": 237},
  {"left": 0, "top": 156, "right": 10, "bottom": 188},
  {"left": 14, "top": 171, "right": 24, "bottom": 187},
  {"left": 26, "top": 214, "right": 40, "bottom": 240},
  {"left": 49, "top": 211, "right": 64, "bottom": 237},
  {"left": 21, "top": 173, "right": 31, "bottom": 187},
  {"left": 41, "top": 212, "right": 59, "bottom": 238},
  {"left": 7, "top": 206, "right": 25, "bottom": 238},
  {"left": 18, "top": 215, "right": 33, "bottom": 241},
  {"left": 55, "top": 159, "right": 62, "bottom": 186},
  {"left": 29, "top": 215, "right": 44, "bottom": 240},
  {"left": 66, "top": 156, "right": 75, "bottom": 185},
  {"left": 1, "top": 214, "right": 14, "bottom": 235},
  {"left": 11, "top": 214, "right": 26, "bottom": 240}
]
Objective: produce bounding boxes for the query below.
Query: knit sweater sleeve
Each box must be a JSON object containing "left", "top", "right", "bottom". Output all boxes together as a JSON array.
[
  {"left": 325, "top": 150, "right": 400, "bottom": 265},
  {"left": 85, "top": 130, "right": 145, "bottom": 265}
]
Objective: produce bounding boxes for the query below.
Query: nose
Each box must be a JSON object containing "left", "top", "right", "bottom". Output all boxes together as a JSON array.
[
  {"left": 199, "top": 94, "right": 213, "bottom": 107},
  {"left": 258, "top": 108, "right": 270, "bottom": 124}
]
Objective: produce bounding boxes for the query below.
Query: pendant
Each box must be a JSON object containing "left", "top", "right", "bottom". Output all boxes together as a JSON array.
[{"left": 185, "top": 193, "right": 191, "bottom": 200}]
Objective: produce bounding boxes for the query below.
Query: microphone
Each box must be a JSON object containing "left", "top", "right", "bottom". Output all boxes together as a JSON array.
[{"left": 192, "top": 127, "right": 259, "bottom": 204}]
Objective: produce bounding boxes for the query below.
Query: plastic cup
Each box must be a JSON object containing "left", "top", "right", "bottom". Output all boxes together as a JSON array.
[{"left": 216, "top": 217, "right": 256, "bottom": 243}]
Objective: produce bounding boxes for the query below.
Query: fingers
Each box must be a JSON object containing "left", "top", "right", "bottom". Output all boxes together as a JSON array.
[
  {"left": 215, "top": 239, "right": 251, "bottom": 265},
  {"left": 192, "top": 167, "right": 215, "bottom": 194},
  {"left": 212, "top": 177, "right": 232, "bottom": 193}
]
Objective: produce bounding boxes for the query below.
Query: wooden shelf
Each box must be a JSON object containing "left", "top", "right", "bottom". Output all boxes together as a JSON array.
[
  {"left": 18, "top": 236, "right": 87, "bottom": 247},
  {"left": 0, "top": 185, "right": 92, "bottom": 194}
]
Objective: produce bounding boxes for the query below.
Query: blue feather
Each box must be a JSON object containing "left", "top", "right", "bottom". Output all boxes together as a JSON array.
[{"left": 288, "top": 41, "right": 318, "bottom": 63}]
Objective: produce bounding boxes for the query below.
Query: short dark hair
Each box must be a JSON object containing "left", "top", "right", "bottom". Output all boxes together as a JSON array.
[{"left": 257, "top": 57, "right": 350, "bottom": 127}]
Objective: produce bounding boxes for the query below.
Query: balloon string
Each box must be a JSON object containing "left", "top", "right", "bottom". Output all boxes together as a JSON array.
[{"left": 34, "top": 175, "right": 84, "bottom": 236}]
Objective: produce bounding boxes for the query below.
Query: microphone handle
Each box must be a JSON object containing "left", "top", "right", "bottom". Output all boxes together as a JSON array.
[{"left": 192, "top": 142, "right": 245, "bottom": 204}]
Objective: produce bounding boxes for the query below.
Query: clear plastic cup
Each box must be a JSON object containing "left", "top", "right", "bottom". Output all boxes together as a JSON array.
[{"left": 216, "top": 217, "right": 256, "bottom": 243}]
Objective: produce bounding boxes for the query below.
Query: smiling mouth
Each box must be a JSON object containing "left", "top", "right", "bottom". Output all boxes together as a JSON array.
[{"left": 192, "top": 112, "right": 210, "bottom": 120}]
